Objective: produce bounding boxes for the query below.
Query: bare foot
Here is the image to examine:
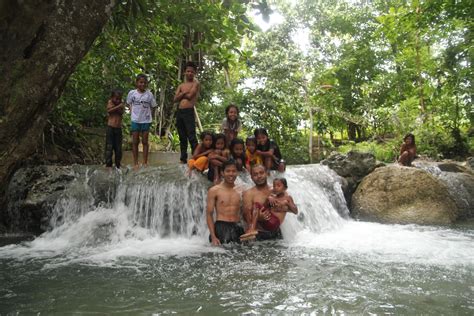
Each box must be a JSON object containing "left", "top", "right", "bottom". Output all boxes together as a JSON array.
[
  {"left": 240, "top": 230, "right": 258, "bottom": 239},
  {"left": 133, "top": 164, "right": 139, "bottom": 171}
]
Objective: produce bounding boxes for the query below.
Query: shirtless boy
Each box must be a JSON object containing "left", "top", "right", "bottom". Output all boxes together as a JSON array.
[
  {"left": 174, "top": 61, "right": 200, "bottom": 164},
  {"left": 206, "top": 160, "right": 243, "bottom": 245}
]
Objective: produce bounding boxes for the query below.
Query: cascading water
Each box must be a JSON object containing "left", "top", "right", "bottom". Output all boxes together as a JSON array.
[{"left": 0, "top": 164, "right": 472, "bottom": 314}]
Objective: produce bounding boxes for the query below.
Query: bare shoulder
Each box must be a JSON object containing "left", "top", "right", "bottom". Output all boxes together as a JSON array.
[{"left": 243, "top": 187, "right": 256, "bottom": 198}]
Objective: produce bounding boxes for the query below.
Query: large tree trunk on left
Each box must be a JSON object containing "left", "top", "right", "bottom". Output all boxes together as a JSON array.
[{"left": 0, "top": 1, "right": 116, "bottom": 209}]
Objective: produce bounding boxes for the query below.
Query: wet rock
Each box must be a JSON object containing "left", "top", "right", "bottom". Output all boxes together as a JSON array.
[
  {"left": 321, "top": 151, "right": 380, "bottom": 205},
  {"left": 352, "top": 166, "right": 459, "bottom": 225},
  {"left": 467, "top": 157, "right": 474, "bottom": 171},
  {"left": 4, "top": 166, "right": 76, "bottom": 234}
]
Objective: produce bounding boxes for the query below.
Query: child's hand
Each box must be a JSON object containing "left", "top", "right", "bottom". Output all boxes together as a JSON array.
[{"left": 268, "top": 196, "right": 276, "bottom": 207}]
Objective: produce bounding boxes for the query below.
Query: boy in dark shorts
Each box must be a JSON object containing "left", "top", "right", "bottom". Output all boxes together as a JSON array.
[
  {"left": 206, "top": 160, "right": 244, "bottom": 245},
  {"left": 105, "top": 89, "right": 124, "bottom": 169}
]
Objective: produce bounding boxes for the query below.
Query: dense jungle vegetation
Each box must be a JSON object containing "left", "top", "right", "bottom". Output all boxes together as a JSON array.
[{"left": 52, "top": 0, "right": 473, "bottom": 164}]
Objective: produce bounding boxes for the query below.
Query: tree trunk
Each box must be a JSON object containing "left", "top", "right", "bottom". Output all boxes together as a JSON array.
[{"left": 0, "top": 0, "right": 116, "bottom": 205}]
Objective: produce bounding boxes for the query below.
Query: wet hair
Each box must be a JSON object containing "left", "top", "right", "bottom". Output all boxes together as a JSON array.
[
  {"left": 200, "top": 130, "right": 214, "bottom": 141},
  {"left": 213, "top": 133, "right": 227, "bottom": 149},
  {"left": 225, "top": 104, "right": 239, "bottom": 116},
  {"left": 273, "top": 177, "right": 288, "bottom": 189},
  {"left": 230, "top": 138, "right": 244, "bottom": 152},
  {"left": 222, "top": 159, "right": 237, "bottom": 171},
  {"left": 185, "top": 61, "right": 197, "bottom": 71},
  {"left": 246, "top": 136, "right": 257, "bottom": 146},
  {"left": 404, "top": 133, "right": 415, "bottom": 145},
  {"left": 254, "top": 128, "right": 269, "bottom": 138},
  {"left": 111, "top": 89, "right": 123, "bottom": 97},
  {"left": 136, "top": 73, "right": 148, "bottom": 82}
]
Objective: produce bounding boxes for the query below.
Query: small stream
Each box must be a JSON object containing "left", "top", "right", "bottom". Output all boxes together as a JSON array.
[{"left": 0, "top": 164, "right": 472, "bottom": 314}]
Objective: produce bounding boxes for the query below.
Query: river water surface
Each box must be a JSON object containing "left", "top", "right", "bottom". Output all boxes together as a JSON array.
[{"left": 0, "top": 165, "right": 472, "bottom": 314}]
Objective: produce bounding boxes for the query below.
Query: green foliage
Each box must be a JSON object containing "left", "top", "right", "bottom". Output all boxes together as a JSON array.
[{"left": 337, "top": 139, "right": 399, "bottom": 162}]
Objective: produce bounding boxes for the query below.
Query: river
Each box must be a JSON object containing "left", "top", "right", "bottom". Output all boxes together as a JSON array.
[{"left": 0, "top": 164, "right": 472, "bottom": 314}]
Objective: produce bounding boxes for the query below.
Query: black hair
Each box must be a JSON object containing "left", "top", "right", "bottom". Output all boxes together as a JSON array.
[
  {"left": 225, "top": 104, "right": 239, "bottom": 115},
  {"left": 404, "top": 133, "right": 415, "bottom": 145},
  {"left": 230, "top": 138, "right": 244, "bottom": 151},
  {"left": 273, "top": 177, "right": 288, "bottom": 189},
  {"left": 254, "top": 128, "right": 269, "bottom": 138},
  {"left": 185, "top": 61, "right": 197, "bottom": 71},
  {"left": 136, "top": 73, "right": 148, "bottom": 82},
  {"left": 222, "top": 159, "right": 237, "bottom": 171},
  {"left": 213, "top": 133, "right": 227, "bottom": 149},
  {"left": 111, "top": 89, "right": 123, "bottom": 97},
  {"left": 200, "top": 130, "right": 214, "bottom": 141},
  {"left": 246, "top": 136, "right": 257, "bottom": 145}
]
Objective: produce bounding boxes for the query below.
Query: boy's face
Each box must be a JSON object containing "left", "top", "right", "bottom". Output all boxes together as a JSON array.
[
  {"left": 202, "top": 135, "right": 213, "bottom": 148},
  {"left": 246, "top": 142, "right": 256, "bottom": 153},
  {"left": 221, "top": 164, "right": 237, "bottom": 184},
  {"left": 273, "top": 180, "right": 286, "bottom": 194},
  {"left": 136, "top": 78, "right": 147, "bottom": 92},
  {"left": 215, "top": 138, "right": 225, "bottom": 150},
  {"left": 232, "top": 144, "right": 244, "bottom": 157},
  {"left": 185, "top": 67, "right": 196, "bottom": 81},
  {"left": 111, "top": 94, "right": 122, "bottom": 105},
  {"left": 227, "top": 107, "right": 238, "bottom": 121},
  {"left": 256, "top": 133, "right": 268, "bottom": 146}
]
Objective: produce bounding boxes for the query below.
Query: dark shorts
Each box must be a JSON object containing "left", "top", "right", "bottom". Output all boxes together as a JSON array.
[
  {"left": 131, "top": 122, "right": 151, "bottom": 132},
  {"left": 210, "top": 221, "right": 244, "bottom": 244},
  {"left": 256, "top": 229, "right": 282, "bottom": 241}
]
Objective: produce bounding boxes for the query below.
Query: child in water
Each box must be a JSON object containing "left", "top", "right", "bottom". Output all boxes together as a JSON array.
[
  {"left": 187, "top": 131, "right": 214, "bottom": 175},
  {"left": 254, "top": 128, "right": 285, "bottom": 172},
  {"left": 245, "top": 136, "right": 263, "bottom": 171},
  {"left": 105, "top": 89, "right": 125, "bottom": 169},
  {"left": 221, "top": 104, "right": 241, "bottom": 147},
  {"left": 229, "top": 138, "right": 246, "bottom": 171},
  {"left": 398, "top": 133, "right": 417, "bottom": 166},
  {"left": 207, "top": 133, "right": 230, "bottom": 184},
  {"left": 241, "top": 177, "right": 298, "bottom": 240}
]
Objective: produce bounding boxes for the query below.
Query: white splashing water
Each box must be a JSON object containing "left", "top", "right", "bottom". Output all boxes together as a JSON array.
[{"left": 0, "top": 164, "right": 472, "bottom": 268}]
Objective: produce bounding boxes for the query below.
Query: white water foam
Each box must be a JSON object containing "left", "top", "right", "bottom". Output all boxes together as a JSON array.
[{"left": 1, "top": 165, "right": 472, "bottom": 268}]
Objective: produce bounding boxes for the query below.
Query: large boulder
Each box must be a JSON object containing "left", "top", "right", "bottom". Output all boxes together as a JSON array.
[
  {"left": 352, "top": 166, "right": 459, "bottom": 225},
  {"left": 321, "top": 151, "right": 381, "bottom": 204}
]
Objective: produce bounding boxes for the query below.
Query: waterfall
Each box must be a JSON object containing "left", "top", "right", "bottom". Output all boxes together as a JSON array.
[{"left": 38, "top": 164, "right": 349, "bottom": 248}]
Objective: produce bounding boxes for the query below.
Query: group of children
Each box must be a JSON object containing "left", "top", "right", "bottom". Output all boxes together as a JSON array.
[
  {"left": 104, "top": 73, "right": 286, "bottom": 182},
  {"left": 187, "top": 104, "right": 286, "bottom": 184},
  {"left": 105, "top": 74, "right": 157, "bottom": 170}
]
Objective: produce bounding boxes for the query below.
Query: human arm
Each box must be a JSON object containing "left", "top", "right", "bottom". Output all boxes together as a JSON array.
[
  {"left": 173, "top": 84, "right": 186, "bottom": 103},
  {"left": 286, "top": 196, "right": 298, "bottom": 214},
  {"left": 107, "top": 101, "right": 125, "bottom": 114},
  {"left": 183, "top": 79, "right": 200, "bottom": 100},
  {"left": 191, "top": 145, "right": 213, "bottom": 160},
  {"left": 206, "top": 188, "right": 221, "bottom": 246}
]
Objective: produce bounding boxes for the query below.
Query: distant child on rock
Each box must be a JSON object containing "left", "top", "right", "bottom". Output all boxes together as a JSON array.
[
  {"left": 241, "top": 177, "right": 298, "bottom": 241},
  {"left": 208, "top": 133, "right": 230, "bottom": 184},
  {"left": 105, "top": 89, "right": 125, "bottom": 169},
  {"left": 398, "top": 133, "right": 417, "bottom": 166},
  {"left": 188, "top": 131, "right": 214, "bottom": 175},
  {"left": 245, "top": 136, "right": 263, "bottom": 171},
  {"left": 127, "top": 74, "right": 157, "bottom": 169},
  {"left": 221, "top": 104, "right": 241, "bottom": 147},
  {"left": 229, "top": 138, "right": 246, "bottom": 171},
  {"left": 254, "top": 128, "right": 285, "bottom": 172}
]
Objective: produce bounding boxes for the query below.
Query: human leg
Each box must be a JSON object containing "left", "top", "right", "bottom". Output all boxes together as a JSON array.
[
  {"left": 398, "top": 151, "right": 410, "bottom": 166},
  {"left": 142, "top": 130, "right": 149, "bottom": 167},
  {"left": 131, "top": 131, "right": 140, "bottom": 169},
  {"left": 105, "top": 126, "right": 114, "bottom": 168},
  {"left": 176, "top": 111, "right": 188, "bottom": 163},
  {"left": 182, "top": 109, "right": 198, "bottom": 154},
  {"left": 113, "top": 127, "right": 123, "bottom": 168}
]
